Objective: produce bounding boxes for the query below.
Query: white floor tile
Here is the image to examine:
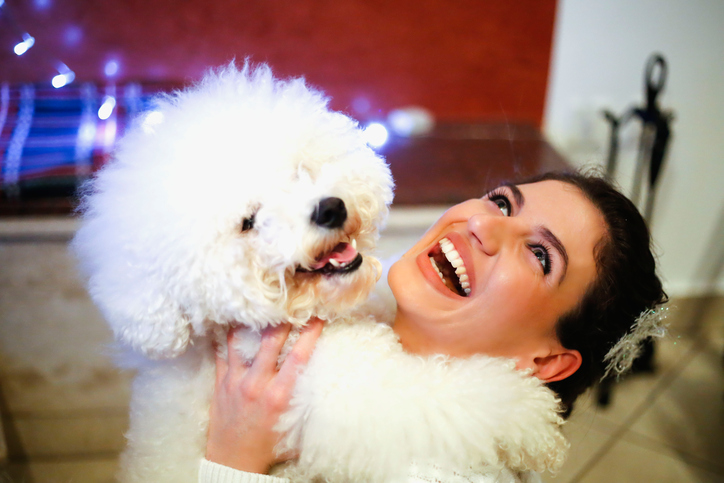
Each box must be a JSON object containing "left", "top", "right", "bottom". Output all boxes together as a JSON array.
[
  {"left": 541, "top": 412, "right": 618, "bottom": 483},
  {"left": 577, "top": 437, "right": 723, "bottom": 483},
  {"left": 629, "top": 343, "right": 724, "bottom": 472}
]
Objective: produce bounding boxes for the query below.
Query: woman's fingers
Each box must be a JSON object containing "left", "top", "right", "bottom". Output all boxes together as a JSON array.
[
  {"left": 207, "top": 318, "right": 323, "bottom": 472},
  {"left": 214, "top": 340, "right": 229, "bottom": 386},
  {"left": 248, "top": 323, "right": 292, "bottom": 377},
  {"left": 225, "top": 326, "right": 241, "bottom": 374},
  {"left": 220, "top": 318, "right": 321, "bottom": 391},
  {"left": 274, "top": 318, "right": 323, "bottom": 391}
]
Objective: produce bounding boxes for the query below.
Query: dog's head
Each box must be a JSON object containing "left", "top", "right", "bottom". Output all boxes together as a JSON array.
[{"left": 72, "top": 63, "right": 394, "bottom": 359}]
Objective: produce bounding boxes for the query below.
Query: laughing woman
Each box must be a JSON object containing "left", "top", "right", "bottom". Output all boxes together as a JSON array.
[{"left": 202, "top": 171, "right": 668, "bottom": 482}]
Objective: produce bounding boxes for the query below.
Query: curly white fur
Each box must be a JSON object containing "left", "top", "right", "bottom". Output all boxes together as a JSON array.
[
  {"left": 73, "top": 62, "right": 393, "bottom": 360},
  {"left": 273, "top": 316, "right": 568, "bottom": 483},
  {"left": 72, "top": 63, "right": 394, "bottom": 481}
]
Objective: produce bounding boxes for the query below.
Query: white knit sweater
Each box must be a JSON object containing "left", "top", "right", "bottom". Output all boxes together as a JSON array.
[{"left": 198, "top": 459, "right": 545, "bottom": 483}]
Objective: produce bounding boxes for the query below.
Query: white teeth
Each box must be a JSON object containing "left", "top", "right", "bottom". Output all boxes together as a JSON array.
[
  {"left": 430, "top": 257, "right": 444, "bottom": 279},
  {"left": 438, "top": 238, "right": 464, "bottom": 269},
  {"left": 329, "top": 259, "right": 341, "bottom": 268},
  {"left": 438, "top": 237, "right": 472, "bottom": 295},
  {"left": 351, "top": 238, "right": 357, "bottom": 250}
]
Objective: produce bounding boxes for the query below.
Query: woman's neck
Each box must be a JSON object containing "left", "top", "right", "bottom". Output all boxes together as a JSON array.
[{"left": 392, "top": 309, "right": 451, "bottom": 356}]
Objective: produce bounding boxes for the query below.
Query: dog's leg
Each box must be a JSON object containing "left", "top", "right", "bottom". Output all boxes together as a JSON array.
[{"left": 118, "top": 342, "right": 216, "bottom": 482}]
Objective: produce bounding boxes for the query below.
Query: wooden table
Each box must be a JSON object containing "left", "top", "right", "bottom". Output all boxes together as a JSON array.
[
  {"left": 380, "top": 123, "right": 569, "bottom": 205},
  {"left": 0, "top": 123, "right": 568, "bottom": 215}
]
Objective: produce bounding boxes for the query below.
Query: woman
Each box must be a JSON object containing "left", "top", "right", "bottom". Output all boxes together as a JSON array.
[{"left": 202, "top": 171, "right": 667, "bottom": 481}]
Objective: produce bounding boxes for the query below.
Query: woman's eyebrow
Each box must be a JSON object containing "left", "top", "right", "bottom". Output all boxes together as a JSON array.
[
  {"left": 502, "top": 183, "right": 525, "bottom": 208},
  {"left": 540, "top": 226, "right": 569, "bottom": 283}
]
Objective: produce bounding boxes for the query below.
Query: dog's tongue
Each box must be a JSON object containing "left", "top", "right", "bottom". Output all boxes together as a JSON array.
[{"left": 310, "top": 242, "right": 358, "bottom": 270}]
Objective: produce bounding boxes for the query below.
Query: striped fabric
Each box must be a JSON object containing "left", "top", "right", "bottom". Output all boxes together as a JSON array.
[{"left": 0, "top": 82, "right": 163, "bottom": 199}]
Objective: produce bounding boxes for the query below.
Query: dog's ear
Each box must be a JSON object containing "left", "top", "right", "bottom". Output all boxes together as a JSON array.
[
  {"left": 71, "top": 217, "right": 194, "bottom": 359},
  {"left": 88, "top": 275, "right": 192, "bottom": 359}
]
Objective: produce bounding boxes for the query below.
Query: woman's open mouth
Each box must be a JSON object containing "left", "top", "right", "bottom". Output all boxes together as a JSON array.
[
  {"left": 427, "top": 237, "right": 471, "bottom": 297},
  {"left": 298, "top": 240, "right": 363, "bottom": 275}
]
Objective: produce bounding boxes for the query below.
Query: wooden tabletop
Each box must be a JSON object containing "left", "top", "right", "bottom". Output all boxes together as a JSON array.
[
  {"left": 381, "top": 123, "right": 569, "bottom": 205},
  {"left": 0, "top": 123, "right": 568, "bottom": 215}
]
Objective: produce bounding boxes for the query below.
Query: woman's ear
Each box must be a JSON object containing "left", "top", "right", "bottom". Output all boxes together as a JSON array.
[{"left": 533, "top": 349, "right": 582, "bottom": 383}]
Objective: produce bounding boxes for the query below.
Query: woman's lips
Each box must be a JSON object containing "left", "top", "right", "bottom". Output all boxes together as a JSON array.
[{"left": 415, "top": 231, "right": 475, "bottom": 298}]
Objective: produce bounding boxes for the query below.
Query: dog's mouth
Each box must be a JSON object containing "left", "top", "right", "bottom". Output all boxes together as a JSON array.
[{"left": 298, "top": 240, "right": 363, "bottom": 275}]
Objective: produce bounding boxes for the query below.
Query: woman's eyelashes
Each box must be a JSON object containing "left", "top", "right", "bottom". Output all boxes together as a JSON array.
[
  {"left": 529, "top": 243, "right": 552, "bottom": 275},
  {"left": 486, "top": 188, "right": 512, "bottom": 216}
]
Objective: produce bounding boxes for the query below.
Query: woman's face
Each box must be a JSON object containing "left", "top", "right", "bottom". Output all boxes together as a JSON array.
[{"left": 389, "top": 180, "right": 606, "bottom": 376}]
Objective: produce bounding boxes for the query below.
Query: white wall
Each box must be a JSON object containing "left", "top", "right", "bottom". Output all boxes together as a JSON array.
[{"left": 544, "top": 0, "right": 724, "bottom": 296}]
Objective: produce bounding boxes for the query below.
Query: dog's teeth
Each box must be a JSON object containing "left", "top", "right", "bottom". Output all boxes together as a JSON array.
[
  {"left": 351, "top": 239, "right": 357, "bottom": 250},
  {"left": 329, "top": 259, "right": 341, "bottom": 268}
]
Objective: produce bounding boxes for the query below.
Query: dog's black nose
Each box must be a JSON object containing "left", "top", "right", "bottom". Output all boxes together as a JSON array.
[{"left": 312, "top": 197, "right": 347, "bottom": 229}]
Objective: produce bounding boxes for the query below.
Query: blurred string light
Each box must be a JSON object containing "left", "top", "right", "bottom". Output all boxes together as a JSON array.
[
  {"left": 62, "top": 25, "right": 82, "bottom": 47},
  {"left": 387, "top": 107, "right": 435, "bottom": 137},
  {"left": 52, "top": 64, "right": 76, "bottom": 88},
  {"left": 1, "top": 1, "right": 76, "bottom": 88},
  {"left": 14, "top": 33, "right": 35, "bottom": 56},
  {"left": 33, "top": 0, "right": 51, "bottom": 10},
  {"left": 363, "top": 122, "right": 388, "bottom": 148},
  {"left": 104, "top": 60, "right": 120, "bottom": 77},
  {"left": 98, "top": 95, "right": 116, "bottom": 120}
]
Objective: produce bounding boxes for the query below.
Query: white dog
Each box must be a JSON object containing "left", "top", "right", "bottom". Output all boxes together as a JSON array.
[{"left": 73, "top": 64, "right": 567, "bottom": 483}]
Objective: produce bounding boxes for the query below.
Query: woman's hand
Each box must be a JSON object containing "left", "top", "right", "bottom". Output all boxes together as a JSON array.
[{"left": 205, "top": 318, "right": 324, "bottom": 474}]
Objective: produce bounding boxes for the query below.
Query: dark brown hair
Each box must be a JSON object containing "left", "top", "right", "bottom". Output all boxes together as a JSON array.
[{"left": 518, "top": 170, "right": 668, "bottom": 417}]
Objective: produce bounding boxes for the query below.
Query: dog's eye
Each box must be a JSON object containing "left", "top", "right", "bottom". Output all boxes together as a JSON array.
[{"left": 241, "top": 214, "right": 255, "bottom": 232}]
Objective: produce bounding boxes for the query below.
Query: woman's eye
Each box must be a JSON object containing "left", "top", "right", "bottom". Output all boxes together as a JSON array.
[
  {"left": 485, "top": 188, "right": 512, "bottom": 216},
  {"left": 530, "top": 245, "right": 551, "bottom": 274},
  {"left": 494, "top": 198, "right": 510, "bottom": 216},
  {"left": 488, "top": 193, "right": 511, "bottom": 216}
]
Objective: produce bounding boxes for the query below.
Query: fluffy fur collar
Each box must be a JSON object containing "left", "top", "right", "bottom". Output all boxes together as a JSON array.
[{"left": 272, "top": 316, "right": 569, "bottom": 482}]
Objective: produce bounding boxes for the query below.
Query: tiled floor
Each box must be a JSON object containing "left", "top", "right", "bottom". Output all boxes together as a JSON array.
[{"left": 0, "top": 213, "right": 722, "bottom": 482}]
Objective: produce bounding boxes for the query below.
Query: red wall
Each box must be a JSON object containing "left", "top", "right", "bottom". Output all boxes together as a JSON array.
[{"left": 0, "top": 0, "right": 557, "bottom": 124}]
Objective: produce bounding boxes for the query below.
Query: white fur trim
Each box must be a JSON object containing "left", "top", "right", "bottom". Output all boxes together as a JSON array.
[{"left": 273, "top": 320, "right": 568, "bottom": 482}]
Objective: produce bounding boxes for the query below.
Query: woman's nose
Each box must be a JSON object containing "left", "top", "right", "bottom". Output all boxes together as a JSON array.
[{"left": 467, "top": 213, "right": 523, "bottom": 256}]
